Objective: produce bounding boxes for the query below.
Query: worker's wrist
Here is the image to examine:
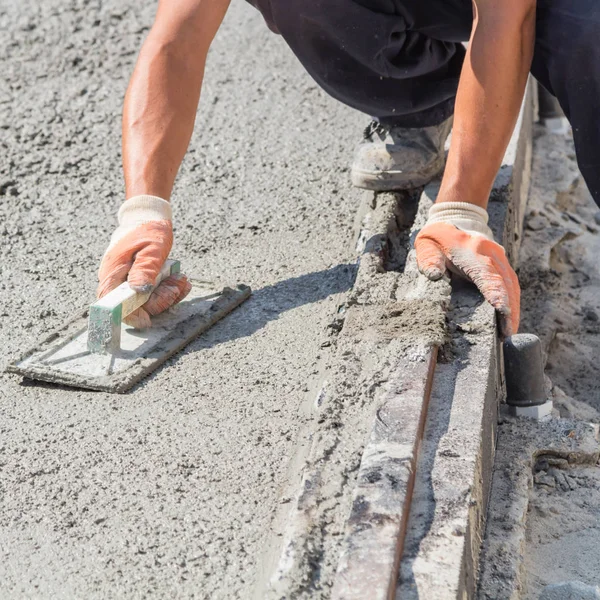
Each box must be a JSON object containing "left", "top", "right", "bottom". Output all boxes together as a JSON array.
[
  {"left": 435, "top": 174, "right": 490, "bottom": 211},
  {"left": 427, "top": 201, "right": 494, "bottom": 240},
  {"left": 118, "top": 195, "right": 172, "bottom": 227}
]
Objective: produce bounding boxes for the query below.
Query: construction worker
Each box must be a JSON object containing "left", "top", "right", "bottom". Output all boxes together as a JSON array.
[{"left": 98, "top": 0, "right": 599, "bottom": 338}]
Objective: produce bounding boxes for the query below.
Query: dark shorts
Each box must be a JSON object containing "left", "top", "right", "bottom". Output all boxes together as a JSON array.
[{"left": 246, "top": 0, "right": 600, "bottom": 203}]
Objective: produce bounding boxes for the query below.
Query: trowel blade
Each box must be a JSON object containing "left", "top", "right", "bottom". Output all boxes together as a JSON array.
[{"left": 7, "top": 281, "right": 251, "bottom": 393}]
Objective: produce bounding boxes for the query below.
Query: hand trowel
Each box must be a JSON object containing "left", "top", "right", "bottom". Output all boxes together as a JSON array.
[{"left": 7, "top": 259, "right": 251, "bottom": 393}]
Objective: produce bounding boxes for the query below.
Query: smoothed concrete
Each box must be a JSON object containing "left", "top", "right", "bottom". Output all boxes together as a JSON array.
[{"left": 0, "top": 2, "right": 364, "bottom": 597}]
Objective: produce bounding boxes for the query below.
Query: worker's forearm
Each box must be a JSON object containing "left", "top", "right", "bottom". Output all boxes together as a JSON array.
[
  {"left": 122, "top": 32, "right": 207, "bottom": 200},
  {"left": 437, "top": 1, "right": 536, "bottom": 209}
]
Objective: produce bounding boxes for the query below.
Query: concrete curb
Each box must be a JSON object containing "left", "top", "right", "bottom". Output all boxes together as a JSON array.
[
  {"left": 397, "top": 281, "right": 500, "bottom": 599},
  {"left": 265, "top": 192, "right": 448, "bottom": 598},
  {"left": 332, "top": 349, "right": 438, "bottom": 600},
  {"left": 333, "top": 81, "right": 535, "bottom": 599},
  {"left": 396, "top": 80, "right": 535, "bottom": 600},
  {"left": 266, "top": 81, "right": 534, "bottom": 598},
  {"left": 330, "top": 186, "right": 450, "bottom": 600}
]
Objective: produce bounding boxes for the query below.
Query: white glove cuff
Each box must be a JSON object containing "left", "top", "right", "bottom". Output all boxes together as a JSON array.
[
  {"left": 427, "top": 201, "right": 494, "bottom": 240},
  {"left": 118, "top": 195, "right": 172, "bottom": 228},
  {"left": 107, "top": 195, "right": 172, "bottom": 251}
]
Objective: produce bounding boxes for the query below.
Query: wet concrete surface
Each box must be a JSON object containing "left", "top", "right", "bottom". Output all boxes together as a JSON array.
[{"left": 0, "top": 1, "right": 365, "bottom": 597}]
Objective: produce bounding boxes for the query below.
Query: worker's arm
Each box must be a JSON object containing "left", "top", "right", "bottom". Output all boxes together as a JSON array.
[
  {"left": 97, "top": 0, "right": 230, "bottom": 328},
  {"left": 438, "top": 0, "right": 536, "bottom": 208},
  {"left": 123, "top": 0, "right": 231, "bottom": 199},
  {"left": 416, "top": 0, "right": 536, "bottom": 337}
]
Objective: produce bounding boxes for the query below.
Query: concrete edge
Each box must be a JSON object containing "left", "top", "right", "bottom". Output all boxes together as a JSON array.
[
  {"left": 397, "top": 293, "right": 500, "bottom": 599},
  {"left": 331, "top": 348, "right": 438, "bottom": 600},
  {"left": 395, "top": 79, "right": 535, "bottom": 599}
]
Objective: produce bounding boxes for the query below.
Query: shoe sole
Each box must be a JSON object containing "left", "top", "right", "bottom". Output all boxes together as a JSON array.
[{"left": 350, "top": 156, "right": 446, "bottom": 191}]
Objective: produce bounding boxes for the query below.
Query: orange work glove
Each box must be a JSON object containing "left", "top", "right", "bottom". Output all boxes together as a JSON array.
[
  {"left": 415, "top": 202, "right": 520, "bottom": 338},
  {"left": 97, "top": 195, "right": 192, "bottom": 329}
]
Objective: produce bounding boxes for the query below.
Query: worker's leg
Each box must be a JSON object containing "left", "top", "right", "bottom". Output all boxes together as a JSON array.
[
  {"left": 531, "top": 0, "right": 600, "bottom": 205},
  {"left": 247, "top": 0, "right": 473, "bottom": 190},
  {"left": 252, "top": 0, "right": 471, "bottom": 124}
]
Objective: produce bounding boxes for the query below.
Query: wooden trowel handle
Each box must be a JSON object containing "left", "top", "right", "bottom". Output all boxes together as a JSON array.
[{"left": 87, "top": 259, "right": 181, "bottom": 355}]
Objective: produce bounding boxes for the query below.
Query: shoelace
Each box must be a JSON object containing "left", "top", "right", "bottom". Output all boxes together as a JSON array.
[{"left": 363, "top": 120, "right": 389, "bottom": 140}]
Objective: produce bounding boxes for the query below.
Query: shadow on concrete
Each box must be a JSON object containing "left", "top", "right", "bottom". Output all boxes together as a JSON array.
[
  {"left": 17, "top": 263, "right": 358, "bottom": 395},
  {"left": 139, "top": 262, "right": 357, "bottom": 391},
  {"left": 187, "top": 262, "right": 358, "bottom": 346}
]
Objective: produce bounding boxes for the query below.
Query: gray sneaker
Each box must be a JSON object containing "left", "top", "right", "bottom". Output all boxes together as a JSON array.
[{"left": 351, "top": 116, "right": 453, "bottom": 191}]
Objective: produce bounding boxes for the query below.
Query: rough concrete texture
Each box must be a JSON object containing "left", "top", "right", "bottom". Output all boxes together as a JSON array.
[
  {"left": 477, "top": 411, "right": 599, "bottom": 600},
  {"left": 0, "top": 2, "right": 367, "bottom": 597},
  {"left": 519, "top": 123, "right": 600, "bottom": 417},
  {"left": 540, "top": 582, "right": 600, "bottom": 600},
  {"left": 524, "top": 465, "right": 600, "bottom": 597},
  {"left": 478, "top": 113, "right": 600, "bottom": 600}
]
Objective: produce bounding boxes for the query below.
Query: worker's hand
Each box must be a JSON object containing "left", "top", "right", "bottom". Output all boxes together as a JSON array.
[
  {"left": 97, "top": 195, "right": 192, "bottom": 329},
  {"left": 415, "top": 202, "right": 520, "bottom": 338}
]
